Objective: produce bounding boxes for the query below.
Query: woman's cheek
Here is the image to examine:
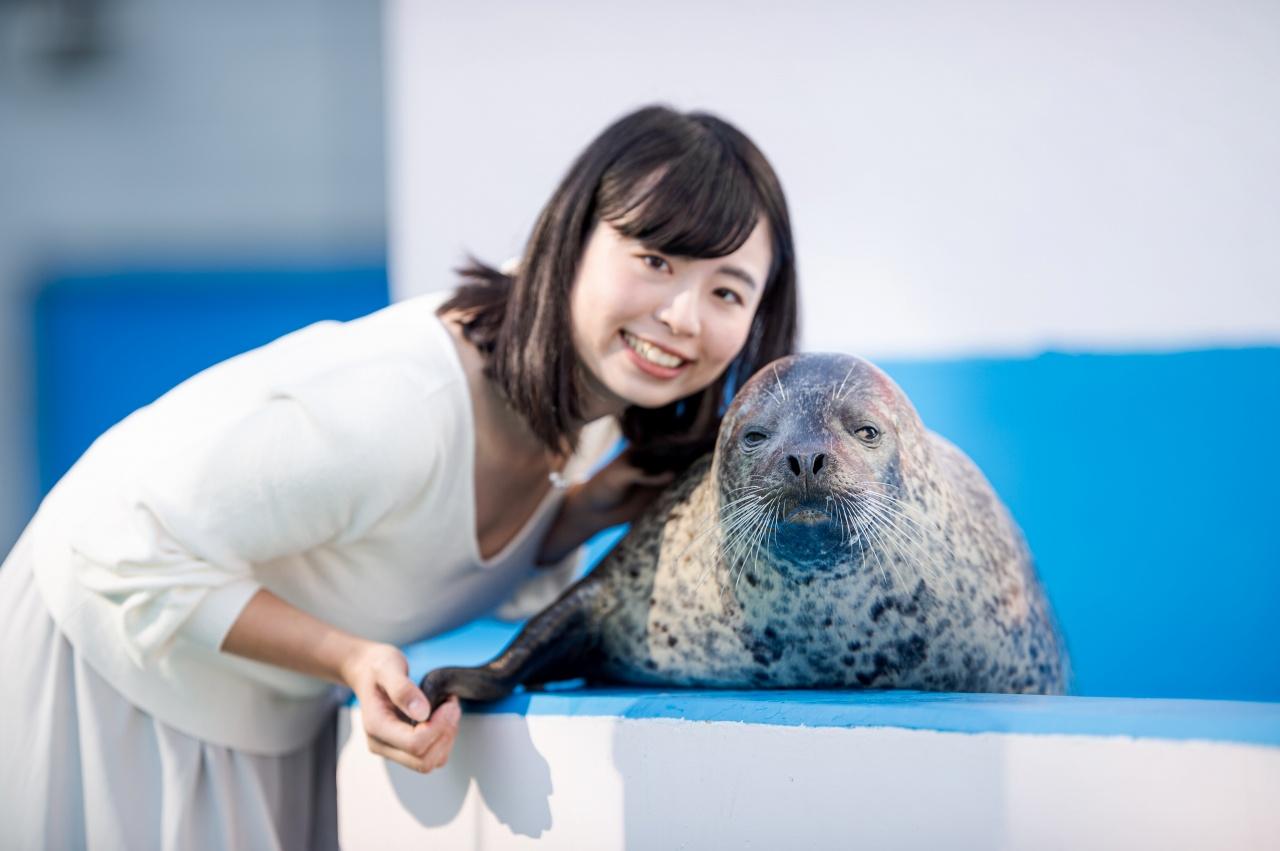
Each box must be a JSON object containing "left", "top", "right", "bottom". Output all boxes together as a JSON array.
[{"left": 717, "top": 321, "right": 753, "bottom": 366}]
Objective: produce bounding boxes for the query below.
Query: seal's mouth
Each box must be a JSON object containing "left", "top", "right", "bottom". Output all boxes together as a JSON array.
[{"left": 783, "top": 505, "right": 833, "bottom": 526}]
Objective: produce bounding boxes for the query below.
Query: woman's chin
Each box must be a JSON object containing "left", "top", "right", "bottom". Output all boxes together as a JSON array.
[{"left": 602, "top": 375, "right": 687, "bottom": 411}]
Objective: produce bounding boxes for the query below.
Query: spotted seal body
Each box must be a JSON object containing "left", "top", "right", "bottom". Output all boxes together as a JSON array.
[{"left": 423, "top": 353, "right": 1068, "bottom": 704}]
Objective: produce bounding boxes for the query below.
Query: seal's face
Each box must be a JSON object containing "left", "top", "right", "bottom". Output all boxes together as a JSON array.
[{"left": 716, "top": 353, "right": 909, "bottom": 582}]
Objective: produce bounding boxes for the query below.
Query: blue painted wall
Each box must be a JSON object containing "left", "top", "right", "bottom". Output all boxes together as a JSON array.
[
  {"left": 29, "top": 269, "right": 1280, "bottom": 702},
  {"left": 33, "top": 265, "right": 391, "bottom": 492},
  {"left": 880, "top": 351, "right": 1280, "bottom": 702}
]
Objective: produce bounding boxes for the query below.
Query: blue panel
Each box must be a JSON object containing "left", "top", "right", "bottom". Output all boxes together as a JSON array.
[
  {"left": 33, "top": 264, "right": 390, "bottom": 492},
  {"left": 475, "top": 689, "right": 1280, "bottom": 748},
  {"left": 878, "top": 350, "right": 1280, "bottom": 703}
]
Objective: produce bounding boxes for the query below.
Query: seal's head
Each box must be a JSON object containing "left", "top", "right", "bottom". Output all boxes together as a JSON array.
[{"left": 714, "top": 353, "right": 927, "bottom": 581}]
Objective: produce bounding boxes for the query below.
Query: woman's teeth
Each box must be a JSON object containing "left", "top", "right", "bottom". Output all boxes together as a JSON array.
[{"left": 623, "top": 331, "right": 686, "bottom": 368}]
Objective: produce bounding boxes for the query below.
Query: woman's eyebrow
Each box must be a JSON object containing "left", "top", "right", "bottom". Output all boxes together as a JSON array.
[{"left": 717, "top": 265, "right": 758, "bottom": 290}]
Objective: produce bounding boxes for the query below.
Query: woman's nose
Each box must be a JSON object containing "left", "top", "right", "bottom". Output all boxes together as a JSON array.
[{"left": 656, "top": 287, "right": 701, "bottom": 337}]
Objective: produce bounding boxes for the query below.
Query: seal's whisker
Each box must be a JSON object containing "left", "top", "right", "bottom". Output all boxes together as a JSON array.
[
  {"left": 830, "top": 496, "right": 853, "bottom": 551},
  {"left": 735, "top": 493, "right": 778, "bottom": 593},
  {"left": 857, "top": 498, "right": 952, "bottom": 589},
  {"left": 836, "top": 496, "right": 864, "bottom": 552},
  {"left": 701, "top": 500, "right": 766, "bottom": 559},
  {"left": 711, "top": 488, "right": 768, "bottom": 573},
  {"left": 678, "top": 498, "right": 758, "bottom": 551},
  {"left": 857, "top": 490, "right": 945, "bottom": 536},
  {"left": 752, "top": 494, "right": 782, "bottom": 578},
  {"left": 725, "top": 507, "right": 762, "bottom": 595},
  {"left": 834, "top": 497, "right": 879, "bottom": 580},
  {"left": 693, "top": 494, "right": 775, "bottom": 593},
  {"left": 858, "top": 491, "right": 959, "bottom": 565},
  {"left": 718, "top": 497, "right": 768, "bottom": 521},
  {"left": 673, "top": 495, "right": 771, "bottom": 587},
  {"left": 860, "top": 501, "right": 942, "bottom": 550},
  {"left": 862, "top": 502, "right": 915, "bottom": 590},
  {"left": 858, "top": 496, "right": 935, "bottom": 562},
  {"left": 723, "top": 484, "right": 768, "bottom": 497},
  {"left": 850, "top": 499, "right": 904, "bottom": 588},
  {"left": 841, "top": 495, "right": 892, "bottom": 586},
  {"left": 768, "top": 496, "right": 783, "bottom": 551},
  {"left": 773, "top": 364, "right": 788, "bottom": 402},
  {"left": 833, "top": 366, "right": 855, "bottom": 406}
]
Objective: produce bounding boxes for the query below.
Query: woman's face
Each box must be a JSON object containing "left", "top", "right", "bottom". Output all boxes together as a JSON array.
[{"left": 570, "top": 218, "right": 772, "bottom": 418}]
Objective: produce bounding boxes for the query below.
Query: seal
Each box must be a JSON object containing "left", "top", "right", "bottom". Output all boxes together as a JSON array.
[{"left": 422, "top": 353, "right": 1068, "bottom": 704}]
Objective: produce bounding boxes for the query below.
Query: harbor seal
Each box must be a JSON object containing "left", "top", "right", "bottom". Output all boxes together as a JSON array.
[{"left": 422, "top": 353, "right": 1068, "bottom": 704}]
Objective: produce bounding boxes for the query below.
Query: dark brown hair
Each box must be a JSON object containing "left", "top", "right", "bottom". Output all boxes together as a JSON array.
[{"left": 441, "top": 104, "right": 799, "bottom": 473}]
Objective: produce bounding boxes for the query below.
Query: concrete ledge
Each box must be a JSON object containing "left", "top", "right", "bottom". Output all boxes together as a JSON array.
[{"left": 337, "top": 694, "right": 1280, "bottom": 850}]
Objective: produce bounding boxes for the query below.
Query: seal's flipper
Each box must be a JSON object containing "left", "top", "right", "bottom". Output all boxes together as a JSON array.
[{"left": 420, "top": 573, "right": 615, "bottom": 708}]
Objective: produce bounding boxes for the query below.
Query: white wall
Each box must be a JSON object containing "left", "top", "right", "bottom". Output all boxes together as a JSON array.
[
  {"left": 338, "top": 709, "right": 1280, "bottom": 850},
  {"left": 0, "top": 0, "right": 387, "bottom": 552},
  {"left": 388, "top": 0, "right": 1280, "bottom": 357}
]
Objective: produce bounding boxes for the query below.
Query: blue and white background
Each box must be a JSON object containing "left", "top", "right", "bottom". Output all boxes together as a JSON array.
[{"left": 3, "top": 1, "right": 1278, "bottom": 848}]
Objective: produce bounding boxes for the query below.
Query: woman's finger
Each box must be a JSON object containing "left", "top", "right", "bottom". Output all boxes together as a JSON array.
[
  {"left": 379, "top": 665, "right": 431, "bottom": 722},
  {"left": 418, "top": 698, "right": 462, "bottom": 769},
  {"left": 363, "top": 694, "right": 441, "bottom": 755},
  {"left": 367, "top": 702, "right": 459, "bottom": 773},
  {"left": 366, "top": 733, "right": 433, "bottom": 774},
  {"left": 419, "top": 728, "right": 456, "bottom": 771}
]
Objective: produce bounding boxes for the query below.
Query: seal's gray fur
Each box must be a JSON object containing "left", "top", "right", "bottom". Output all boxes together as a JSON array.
[{"left": 423, "top": 354, "right": 1068, "bottom": 703}]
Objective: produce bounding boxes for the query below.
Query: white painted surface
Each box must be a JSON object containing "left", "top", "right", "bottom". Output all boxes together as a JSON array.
[
  {"left": 387, "top": 0, "right": 1280, "bottom": 356},
  {"left": 337, "top": 707, "right": 1280, "bottom": 850}
]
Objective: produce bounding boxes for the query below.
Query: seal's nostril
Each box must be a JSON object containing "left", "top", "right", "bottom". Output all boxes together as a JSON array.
[
  {"left": 812, "top": 454, "right": 826, "bottom": 475},
  {"left": 787, "top": 455, "right": 802, "bottom": 476}
]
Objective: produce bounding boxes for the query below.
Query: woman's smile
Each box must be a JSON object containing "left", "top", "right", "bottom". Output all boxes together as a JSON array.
[{"left": 620, "top": 330, "right": 693, "bottom": 377}]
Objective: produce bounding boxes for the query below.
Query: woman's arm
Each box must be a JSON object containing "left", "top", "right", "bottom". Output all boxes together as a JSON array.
[
  {"left": 222, "top": 589, "right": 460, "bottom": 774},
  {"left": 537, "top": 450, "right": 675, "bottom": 565}
]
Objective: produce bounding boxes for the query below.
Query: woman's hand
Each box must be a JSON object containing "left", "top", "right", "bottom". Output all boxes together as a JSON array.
[
  {"left": 539, "top": 451, "right": 675, "bottom": 564},
  {"left": 221, "top": 590, "right": 460, "bottom": 773},
  {"left": 339, "top": 642, "right": 461, "bottom": 774}
]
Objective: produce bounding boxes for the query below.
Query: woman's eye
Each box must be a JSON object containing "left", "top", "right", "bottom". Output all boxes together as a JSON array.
[
  {"left": 714, "top": 287, "right": 744, "bottom": 305},
  {"left": 742, "top": 430, "right": 769, "bottom": 448},
  {"left": 640, "top": 254, "right": 671, "bottom": 273},
  {"left": 856, "top": 426, "right": 880, "bottom": 442}
]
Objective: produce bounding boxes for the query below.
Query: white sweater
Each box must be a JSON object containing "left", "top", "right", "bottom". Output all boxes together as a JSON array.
[{"left": 27, "top": 292, "right": 617, "bottom": 755}]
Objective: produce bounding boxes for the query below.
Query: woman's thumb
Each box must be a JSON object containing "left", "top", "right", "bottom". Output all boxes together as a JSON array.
[{"left": 386, "top": 671, "right": 431, "bottom": 722}]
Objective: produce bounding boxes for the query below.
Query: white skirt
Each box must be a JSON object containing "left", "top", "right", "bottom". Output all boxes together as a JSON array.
[{"left": 0, "top": 530, "right": 339, "bottom": 851}]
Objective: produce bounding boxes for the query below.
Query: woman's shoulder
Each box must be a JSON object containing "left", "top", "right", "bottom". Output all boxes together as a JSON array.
[
  {"left": 268, "top": 293, "right": 464, "bottom": 395},
  {"left": 256, "top": 295, "right": 470, "bottom": 459}
]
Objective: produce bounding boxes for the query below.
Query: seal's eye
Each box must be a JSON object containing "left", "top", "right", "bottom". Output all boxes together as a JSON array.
[
  {"left": 856, "top": 425, "right": 880, "bottom": 443},
  {"left": 741, "top": 430, "right": 770, "bottom": 449}
]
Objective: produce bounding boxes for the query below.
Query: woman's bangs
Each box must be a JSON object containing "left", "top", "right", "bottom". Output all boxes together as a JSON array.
[{"left": 602, "top": 146, "right": 762, "bottom": 259}]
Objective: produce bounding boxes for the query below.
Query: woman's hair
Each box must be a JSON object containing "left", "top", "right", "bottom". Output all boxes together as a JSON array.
[{"left": 441, "top": 104, "right": 798, "bottom": 473}]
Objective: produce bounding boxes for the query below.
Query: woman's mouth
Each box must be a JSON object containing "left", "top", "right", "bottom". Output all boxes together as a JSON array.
[{"left": 621, "top": 330, "right": 690, "bottom": 378}]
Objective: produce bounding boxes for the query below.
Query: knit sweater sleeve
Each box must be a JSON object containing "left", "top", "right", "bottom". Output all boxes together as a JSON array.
[{"left": 69, "top": 358, "right": 442, "bottom": 667}]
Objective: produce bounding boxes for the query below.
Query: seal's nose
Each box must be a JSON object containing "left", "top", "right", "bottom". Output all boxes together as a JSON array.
[{"left": 785, "top": 452, "right": 827, "bottom": 481}]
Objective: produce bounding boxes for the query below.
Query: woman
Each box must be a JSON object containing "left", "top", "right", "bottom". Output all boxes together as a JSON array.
[{"left": 0, "top": 104, "right": 798, "bottom": 848}]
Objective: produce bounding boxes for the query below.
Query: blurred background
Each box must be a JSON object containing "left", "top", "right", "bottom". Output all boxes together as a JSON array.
[
  {"left": 0, "top": 0, "right": 387, "bottom": 544},
  {"left": 2, "top": 1, "right": 1277, "bottom": 700}
]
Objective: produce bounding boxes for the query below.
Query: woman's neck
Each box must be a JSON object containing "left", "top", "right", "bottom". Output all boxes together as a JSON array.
[{"left": 445, "top": 312, "right": 568, "bottom": 471}]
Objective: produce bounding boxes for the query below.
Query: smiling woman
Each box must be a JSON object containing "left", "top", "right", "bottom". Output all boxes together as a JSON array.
[
  {"left": 0, "top": 103, "right": 799, "bottom": 849},
  {"left": 441, "top": 104, "right": 798, "bottom": 473}
]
